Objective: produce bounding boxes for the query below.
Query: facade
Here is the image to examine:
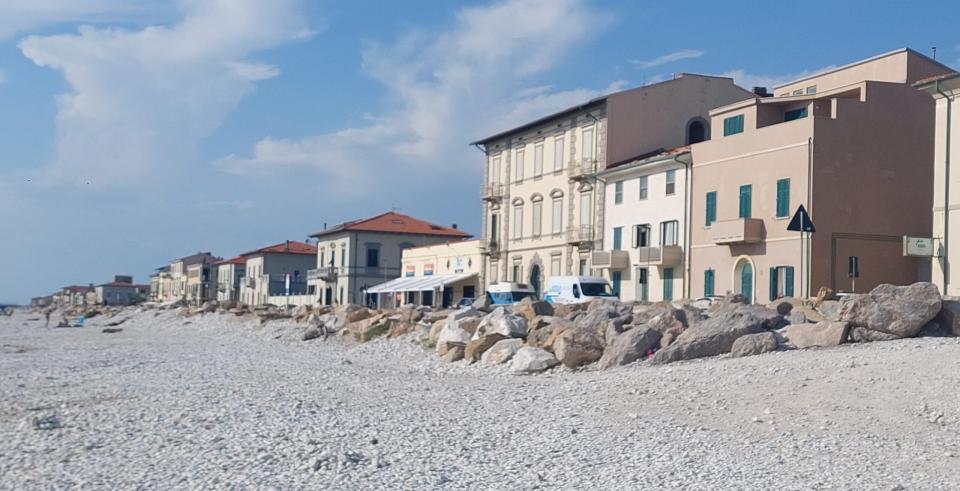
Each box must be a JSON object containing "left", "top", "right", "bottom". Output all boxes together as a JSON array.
[
  {"left": 689, "top": 49, "right": 952, "bottom": 303},
  {"left": 596, "top": 148, "right": 691, "bottom": 302},
  {"left": 472, "top": 74, "right": 754, "bottom": 298},
  {"left": 917, "top": 72, "right": 960, "bottom": 296},
  {"left": 54, "top": 285, "right": 95, "bottom": 308},
  {"left": 308, "top": 211, "right": 472, "bottom": 306},
  {"left": 237, "top": 241, "right": 317, "bottom": 306},
  {"left": 161, "top": 252, "right": 221, "bottom": 303},
  {"left": 149, "top": 266, "right": 172, "bottom": 302},
  {"left": 31, "top": 296, "right": 54, "bottom": 308},
  {"left": 96, "top": 276, "right": 148, "bottom": 305},
  {"left": 215, "top": 256, "right": 247, "bottom": 302},
  {"left": 186, "top": 263, "right": 218, "bottom": 305},
  {"left": 367, "top": 239, "right": 484, "bottom": 308}
]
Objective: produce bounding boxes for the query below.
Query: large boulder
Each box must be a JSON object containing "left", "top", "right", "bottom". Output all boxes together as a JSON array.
[
  {"left": 552, "top": 302, "right": 587, "bottom": 320},
  {"left": 346, "top": 307, "right": 376, "bottom": 324},
  {"left": 481, "top": 338, "right": 525, "bottom": 365},
  {"left": 553, "top": 326, "right": 605, "bottom": 368},
  {"left": 934, "top": 299, "right": 960, "bottom": 336},
  {"left": 442, "top": 345, "right": 465, "bottom": 363},
  {"left": 473, "top": 308, "right": 527, "bottom": 340},
  {"left": 346, "top": 313, "right": 385, "bottom": 339},
  {"left": 513, "top": 297, "right": 554, "bottom": 323},
  {"left": 730, "top": 332, "right": 779, "bottom": 357},
  {"left": 848, "top": 326, "right": 901, "bottom": 343},
  {"left": 428, "top": 319, "right": 447, "bottom": 345},
  {"left": 597, "top": 326, "right": 661, "bottom": 369},
  {"left": 652, "top": 304, "right": 782, "bottom": 364},
  {"left": 527, "top": 316, "right": 575, "bottom": 350},
  {"left": 436, "top": 321, "right": 474, "bottom": 356},
  {"left": 574, "top": 305, "right": 622, "bottom": 337},
  {"left": 386, "top": 321, "right": 417, "bottom": 338},
  {"left": 839, "top": 283, "right": 941, "bottom": 339},
  {"left": 781, "top": 321, "right": 849, "bottom": 348},
  {"left": 816, "top": 300, "right": 842, "bottom": 322},
  {"left": 472, "top": 295, "right": 493, "bottom": 312},
  {"left": 464, "top": 333, "right": 508, "bottom": 363},
  {"left": 510, "top": 347, "right": 560, "bottom": 374}
]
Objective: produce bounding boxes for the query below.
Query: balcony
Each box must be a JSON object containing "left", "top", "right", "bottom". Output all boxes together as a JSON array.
[
  {"left": 308, "top": 266, "right": 338, "bottom": 282},
  {"left": 481, "top": 183, "right": 505, "bottom": 201},
  {"left": 636, "top": 245, "right": 684, "bottom": 267},
  {"left": 710, "top": 218, "right": 764, "bottom": 245},
  {"left": 568, "top": 158, "right": 597, "bottom": 180},
  {"left": 479, "top": 239, "right": 500, "bottom": 256},
  {"left": 566, "top": 225, "right": 595, "bottom": 246},
  {"left": 591, "top": 250, "right": 630, "bottom": 270},
  {"left": 243, "top": 276, "right": 256, "bottom": 288}
]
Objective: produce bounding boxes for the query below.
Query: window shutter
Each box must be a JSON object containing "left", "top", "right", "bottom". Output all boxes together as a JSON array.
[
  {"left": 776, "top": 179, "right": 790, "bottom": 218},
  {"left": 704, "top": 269, "right": 714, "bottom": 297},
  {"left": 785, "top": 266, "right": 795, "bottom": 297},
  {"left": 706, "top": 192, "right": 716, "bottom": 225},
  {"left": 631, "top": 225, "right": 639, "bottom": 248},
  {"left": 769, "top": 267, "right": 778, "bottom": 301}
]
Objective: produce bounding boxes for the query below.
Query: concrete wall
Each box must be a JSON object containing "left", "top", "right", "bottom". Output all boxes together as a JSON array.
[
  {"left": 775, "top": 49, "right": 951, "bottom": 97},
  {"left": 928, "top": 85, "right": 960, "bottom": 295}
]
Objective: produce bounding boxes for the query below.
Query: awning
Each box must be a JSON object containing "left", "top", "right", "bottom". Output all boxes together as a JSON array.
[{"left": 365, "top": 273, "right": 477, "bottom": 294}]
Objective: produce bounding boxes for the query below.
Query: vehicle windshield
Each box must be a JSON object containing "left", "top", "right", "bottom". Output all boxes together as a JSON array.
[{"left": 580, "top": 282, "right": 615, "bottom": 297}]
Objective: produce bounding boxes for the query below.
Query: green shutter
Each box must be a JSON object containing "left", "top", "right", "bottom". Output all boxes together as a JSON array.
[
  {"left": 663, "top": 268, "right": 674, "bottom": 300},
  {"left": 769, "top": 267, "right": 778, "bottom": 301},
  {"left": 739, "top": 185, "right": 752, "bottom": 218},
  {"left": 704, "top": 269, "right": 714, "bottom": 297},
  {"left": 776, "top": 179, "right": 790, "bottom": 218},
  {"left": 724, "top": 115, "right": 744, "bottom": 136},
  {"left": 785, "top": 266, "right": 795, "bottom": 297},
  {"left": 706, "top": 192, "right": 717, "bottom": 226}
]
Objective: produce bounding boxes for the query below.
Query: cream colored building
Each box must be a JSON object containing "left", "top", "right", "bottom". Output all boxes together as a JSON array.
[
  {"left": 472, "top": 74, "right": 753, "bottom": 298},
  {"left": 215, "top": 257, "right": 246, "bottom": 303},
  {"left": 186, "top": 262, "right": 218, "bottom": 305},
  {"left": 689, "top": 49, "right": 951, "bottom": 303},
  {"left": 917, "top": 72, "right": 960, "bottom": 296},
  {"left": 367, "top": 239, "right": 484, "bottom": 308},
  {"left": 308, "top": 211, "right": 472, "bottom": 307},
  {"left": 596, "top": 148, "right": 691, "bottom": 302},
  {"left": 159, "top": 252, "right": 221, "bottom": 303},
  {"left": 237, "top": 241, "right": 316, "bottom": 307}
]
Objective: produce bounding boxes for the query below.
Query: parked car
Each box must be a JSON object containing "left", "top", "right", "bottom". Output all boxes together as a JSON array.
[
  {"left": 486, "top": 282, "right": 538, "bottom": 305},
  {"left": 544, "top": 276, "right": 617, "bottom": 304},
  {"left": 456, "top": 297, "right": 475, "bottom": 309}
]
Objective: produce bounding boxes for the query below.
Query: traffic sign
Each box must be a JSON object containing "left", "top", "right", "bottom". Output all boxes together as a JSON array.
[{"left": 787, "top": 205, "right": 816, "bottom": 233}]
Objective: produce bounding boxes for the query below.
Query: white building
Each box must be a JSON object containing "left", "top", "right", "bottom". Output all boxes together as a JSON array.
[
  {"left": 215, "top": 256, "right": 246, "bottom": 303},
  {"left": 237, "top": 241, "right": 316, "bottom": 307},
  {"left": 596, "top": 148, "right": 691, "bottom": 302}
]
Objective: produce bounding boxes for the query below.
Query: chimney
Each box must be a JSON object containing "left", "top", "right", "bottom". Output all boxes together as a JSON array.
[
  {"left": 752, "top": 86, "right": 772, "bottom": 98},
  {"left": 452, "top": 224, "right": 458, "bottom": 230}
]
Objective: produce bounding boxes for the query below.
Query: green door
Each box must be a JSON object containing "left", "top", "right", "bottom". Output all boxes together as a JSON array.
[{"left": 740, "top": 262, "right": 753, "bottom": 303}]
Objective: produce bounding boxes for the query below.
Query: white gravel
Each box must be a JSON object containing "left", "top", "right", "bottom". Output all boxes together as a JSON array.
[{"left": 3, "top": 308, "right": 960, "bottom": 489}]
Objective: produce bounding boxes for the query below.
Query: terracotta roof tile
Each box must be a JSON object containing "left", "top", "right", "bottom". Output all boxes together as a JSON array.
[
  {"left": 311, "top": 211, "right": 472, "bottom": 238},
  {"left": 216, "top": 256, "right": 248, "bottom": 266},
  {"left": 241, "top": 241, "right": 317, "bottom": 257}
]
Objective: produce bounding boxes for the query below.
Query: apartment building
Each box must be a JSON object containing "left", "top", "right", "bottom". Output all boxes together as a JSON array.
[
  {"left": 596, "top": 148, "right": 691, "bottom": 302},
  {"left": 215, "top": 256, "right": 246, "bottom": 303},
  {"left": 160, "top": 252, "right": 221, "bottom": 303},
  {"left": 367, "top": 238, "right": 484, "bottom": 308},
  {"left": 96, "top": 275, "right": 148, "bottom": 305},
  {"left": 54, "top": 285, "right": 95, "bottom": 308},
  {"left": 917, "top": 72, "right": 960, "bottom": 296},
  {"left": 472, "top": 74, "right": 753, "bottom": 298},
  {"left": 308, "top": 211, "right": 472, "bottom": 306},
  {"left": 689, "top": 48, "right": 952, "bottom": 303},
  {"left": 238, "top": 241, "right": 316, "bottom": 306},
  {"left": 186, "top": 262, "right": 218, "bottom": 305}
]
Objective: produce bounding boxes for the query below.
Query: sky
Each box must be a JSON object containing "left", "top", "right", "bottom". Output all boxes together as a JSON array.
[{"left": 0, "top": 0, "right": 958, "bottom": 304}]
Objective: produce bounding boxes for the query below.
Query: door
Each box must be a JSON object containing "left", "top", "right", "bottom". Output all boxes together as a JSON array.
[
  {"left": 611, "top": 271, "right": 622, "bottom": 298},
  {"left": 662, "top": 268, "right": 674, "bottom": 300},
  {"left": 441, "top": 288, "right": 452, "bottom": 307},
  {"left": 324, "top": 287, "right": 333, "bottom": 305},
  {"left": 738, "top": 261, "right": 753, "bottom": 303},
  {"left": 638, "top": 268, "right": 649, "bottom": 303},
  {"left": 529, "top": 264, "right": 542, "bottom": 298}
]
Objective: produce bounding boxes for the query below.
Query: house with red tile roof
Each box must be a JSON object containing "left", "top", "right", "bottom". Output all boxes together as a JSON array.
[
  {"left": 308, "top": 211, "right": 473, "bottom": 306},
  {"left": 236, "top": 241, "right": 318, "bottom": 306},
  {"left": 95, "top": 276, "right": 149, "bottom": 305}
]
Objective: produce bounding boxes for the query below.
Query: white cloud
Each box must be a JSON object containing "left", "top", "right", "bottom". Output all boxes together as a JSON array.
[
  {"left": 218, "top": 0, "right": 615, "bottom": 196},
  {"left": 0, "top": 0, "right": 164, "bottom": 40},
  {"left": 718, "top": 66, "right": 838, "bottom": 91},
  {"left": 630, "top": 49, "right": 705, "bottom": 69},
  {"left": 17, "top": 0, "right": 312, "bottom": 188}
]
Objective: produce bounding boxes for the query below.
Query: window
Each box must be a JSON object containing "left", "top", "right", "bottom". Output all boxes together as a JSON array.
[
  {"left": 723, "top": 115, "right": 744, "bottom": 136},
  {"left": 340, "top": 248, "right": 346, "bottom": 267},
  {"left": 578, "top": 258, "right": 587, "bottom": 276},
  {"left": 534, "top": 143, "right": 544, "bottom": 177},
  {"left": 614, "top": 181, "right": 623, "bottom": 204},
  {"left": 551, "top": 254, "right": 561, "bottom": 276},
  {"left": 769, "top": 266, "right": 795, "bottom": 300},
  {"left": 663, "top": 268, "right": 674, "bottom": 300},
  {"left": 553, "top": 137, "right": 564, "bottom": 172},
  {"left": 632, "top": 224, "right": 651, "bottom": 248},
  {"left": 512, "top": 262, "right": 521, "bottom": 282},
  {"left": 532, "top": 201, "right": 543, "bottom": 238},
  {"left": 581, "top": 127, "right": 594, "bottom": 160},
  {"left": 792, "top": 89, "right": 803, "bottom": 96},
  {"left": 638, "top": 268, "right": 649, "bottom": 302},
  {"left": 705, "top": 191, "right": 717, "bottom": 226},
  {"left": 551, "top": 197, "right": 563, "bottom": 234},
  {"left": 491, "top": 156, "right": 501, "bottom": 183},
  {"left": 739, "top": 184, "right": 752, "bottom": 219},
  {"left": 784, "top": 107, "right": 808, "bottom": 122},
  {"left": 660, "top": 220, "right": 678, "bottom": 246},
  {"left": 704, "top": 269, "right": 715, "bottom": 297},
  {"left": 580, "top": 192, "right": 592, "bottom": 226},
  {"left": 330, "top": 250, "right": 335, "bottom": 268},
  {"left": 513, "top": 205, "right": 523, "bottom": 239},
  {"left": 515, "top": 149, "right": 524, "bottom": 182},
  {"left": 638, "top": 176, "right": 648, "bottom": 200},
  {"left": 806, "top": 86, "right": 816, "bottom": 94},
  {"left": 366, "top": 248, "right": 379, "bottom": 268},
  {"left": 490, "top": 261, "right": 498, "bottom": 283},
  {"left": 687, "top": 120, "right": 707, "bottom": 144},
  {"left": 319, "top": 251, "right": 325, "bottom": 267},
  {"left": 665, "top": 170, "right": 676, "bottom": 195},
  {"left": 612, "top": 227, "right": 623, "bottom": 250},
  {"left": 611, "top": 271, "right": 622, "bottom": 297},
  {"left": 776, "top": 178, "right": 790, "bottom": 218},
  {"left": 490, "top": 214, "right": 499, "bottom": 242}
]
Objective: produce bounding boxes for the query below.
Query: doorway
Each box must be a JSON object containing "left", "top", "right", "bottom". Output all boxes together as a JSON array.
[
  {"left": 529, "top": 264, "right": 542, "bottom": 298},
  {"left": 735, "top": 258, "right": 754, "bottom": 303}
]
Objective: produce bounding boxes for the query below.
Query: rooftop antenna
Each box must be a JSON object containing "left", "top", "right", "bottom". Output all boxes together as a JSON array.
[{"left": 932, "top": 46, "right": 937, "bottom": 61}]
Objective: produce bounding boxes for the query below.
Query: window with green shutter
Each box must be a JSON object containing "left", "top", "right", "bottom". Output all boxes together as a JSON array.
[
  {"left": 613, "top": 227, "right": 622, "bottom": 250},
  {"left": 663, "top": 268, "right": 674, "bottom": 300},
  {"left": 739, "top": 185, "right": 752, "bottom": 218},
  {"left": 770, "top": 265, "right": 796, "bottom": 300},
  {"left": 705, "top": 191, "right": 717, "bottom": 226},
  {"left": 776, "top": 179, "right": 790, "bottom": 218},
  {"left": 704, "top": 269, "right": 715, "bottom": 297},
  {"left": 723, "top": 115, "right": 744, "bottom": 136}
]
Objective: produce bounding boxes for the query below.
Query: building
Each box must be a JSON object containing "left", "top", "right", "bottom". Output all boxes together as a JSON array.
[
  {"left": 54, "top": 285, "right": 95, "bottom": 308},
  {"left": 161, "top": 252, "right": 222, "bottom": 303},
  {"left": 917, "top": 72, "right": 960, "bottom": 296},
  {"left": 595, "top": 147, "right": 691, "bottom": 302},
  {"left": 238, "top": 241, "right": 317, "bottom": 307},
  {"left": 471, "top": 75, "right": 754, "bottom": 298},
  {"left": 308, "top": 211, "right": 472, "bottom": 306},
  {"left": 96, "top": 276, "right": 148, "bottom": 305},
  {"left": 186, "top": 262, "right": 218, "bottom": 305},
  {"left": 366, "top": 238, "right": 484, "bottom": 308},
  {"left": 31, "top": 295, "right": 54, "bottom": 309},
  {"left": 215, "top": 256, "right": 247, "bottom": 303},
  {"left": 689, "top": 48, "right": 953, "bottom": 303}
]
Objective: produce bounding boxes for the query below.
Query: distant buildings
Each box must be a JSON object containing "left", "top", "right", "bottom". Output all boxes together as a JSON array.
[
  {"left": 96, "top": 276, "right": 149, "bottom": 305},
  {"left": 215, "top": 256, "right": 247, "bottom": 303},
  {"left": 237, "top": 241, "right": 316, "bottom": 307}
]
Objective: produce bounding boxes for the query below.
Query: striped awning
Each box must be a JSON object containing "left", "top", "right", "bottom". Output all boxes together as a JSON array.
[{"left": 365, "top": 273, "right": 477, "bottom": 294}]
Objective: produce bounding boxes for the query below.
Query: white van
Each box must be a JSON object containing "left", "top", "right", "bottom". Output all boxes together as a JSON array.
[
  {"left": 486, "top": 282, "right": 538, "bottom": 306},
  {"left": 543, "top": 276, "right": 617, "bottom": 304}
]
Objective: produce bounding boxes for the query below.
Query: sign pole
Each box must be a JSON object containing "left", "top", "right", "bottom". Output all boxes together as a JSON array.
[{"left": 788, "top": 205, "right": 816, "bottom": 299}]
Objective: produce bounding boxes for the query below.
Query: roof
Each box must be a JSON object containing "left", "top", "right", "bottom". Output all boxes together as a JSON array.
[
  {"left": 366, "top": 273, "right": 477, "bottom": 293},
  {"left": 240, "top": 240, "right": 317, "bottom": 257},
  {"left": 603, "top": 146, "right": 691, "bottom": 172},
  {"left": 173, "top": 252, "right": 222, "bottom": 266},
  {"left": 774, "top": 48, "right": 956, "bottom": 90},
  {"left": 471, "top": 73, "right": 738, "bottom": 145},
  {"left": 216, "top": 256, "right": 248, "bottom": 266},
  {"left": 311, "top": 211, "right": 472, "bottom": 239},
  {"left": 98, "top": 281, "right": 149, "bottom": 288},
  {"left": 62, "top": 285, "right": 94, "bottom": 293}
]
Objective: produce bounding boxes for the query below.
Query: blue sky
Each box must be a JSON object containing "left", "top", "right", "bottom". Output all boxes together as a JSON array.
[{"left": 0, "top": 0, "right": 957, "bottom": 303}]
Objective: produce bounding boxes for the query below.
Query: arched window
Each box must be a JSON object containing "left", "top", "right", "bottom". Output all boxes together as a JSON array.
[
  {"left": 530, "top": 194, "right": 544, "bottom": 238},
  {"left": 512, "top": 198, "right": 524, "bottom": 240},
  {"left": 687, "top": 118, "right": 708, "bottom": 144}
]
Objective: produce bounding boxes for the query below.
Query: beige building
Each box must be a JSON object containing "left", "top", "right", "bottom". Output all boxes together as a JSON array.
[
  {"left": 472, "top": 74, "right": 753, "bottom": 298},
  {"left": 917, "top": 72, "right": 960, "bottom": 296},
  {"left": 308, "top": 211, "right": 472, "bottom": 306},
  {"left": 186, "top": 263, "right": 218, "bottom": 305},
  {"left": 237, "top": 241, "right": 316, "bottom": 307},
  {"left": 367, "top": 239, "right": 484, "bottom": 308},
  {"left": 159, "top": 252, "right": 221, "bottom": 303},
  {"left": 215, "top": 256, "right": 247, "bottom": 303},
  {"left": 96, "top": 276, "right": 148, "bottom": 306},
  {"left": 54, "top": 285, "right": 96, "bottom": 308},
  {"left": 689, "top": 48, "right": 952, "bottom": 303}
]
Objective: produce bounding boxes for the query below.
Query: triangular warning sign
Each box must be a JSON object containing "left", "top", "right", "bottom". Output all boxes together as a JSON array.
[{"left": 787, "top": 204, "right": 815, "bottom": 233}]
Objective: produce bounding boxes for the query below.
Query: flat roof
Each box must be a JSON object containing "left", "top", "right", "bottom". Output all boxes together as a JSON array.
[{"left": 773, "top": 47, "right": 954, "bottom": 90}]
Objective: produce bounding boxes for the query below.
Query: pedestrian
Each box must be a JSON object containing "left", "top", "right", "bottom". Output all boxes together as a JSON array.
[{"left": 44, "top": 310, "right": 51, "bottom": 328}]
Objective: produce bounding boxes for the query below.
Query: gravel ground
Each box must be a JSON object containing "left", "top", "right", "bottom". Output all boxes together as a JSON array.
[{"left": 2, "top": 308, "right": 960, "bottom": 490}]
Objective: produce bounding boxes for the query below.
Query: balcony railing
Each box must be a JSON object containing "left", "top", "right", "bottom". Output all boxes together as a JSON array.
[
  {"left": 479, "top": 239, "right": 500, "bottom": 255},
  {"left": 481, "top": 183, "right": 505, "bottom": 201},
  {"left": 636, "top": 245, "right": 684, "bottom": 267},
  {"left": 710, "top": 218, "right": 764, "bottom": 245},
  {"left": 591, "top": 250, "right": 630, "bottom": 269},
  {"left": 566, "top": 225, "right": 595, "bottom": 245},
  {"left": 308, "top": 266, "right": 338, "bottom": 282},
  {"left": 568, "top": 158, "right": 597, "bottom": 180}
]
